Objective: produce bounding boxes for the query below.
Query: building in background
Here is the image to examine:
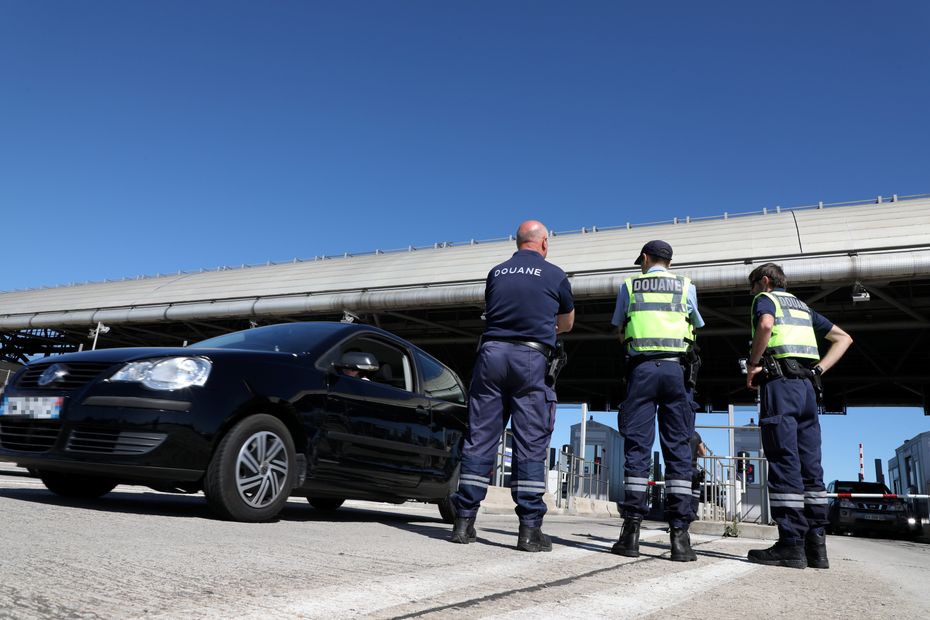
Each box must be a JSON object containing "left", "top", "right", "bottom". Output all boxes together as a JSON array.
[
  {"left": 887, "top": 431, "right": 930, "bottom": 538},
  {"left": 888, "top": 431, "right": 930, "bottom": 495},
  {"left": 570, "top": 418, "right": 624, "bottom": 501}
]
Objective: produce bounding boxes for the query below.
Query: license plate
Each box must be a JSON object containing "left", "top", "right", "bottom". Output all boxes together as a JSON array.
[
  {"left": 863, "top": 513, "right": 890, "bottom": 521},
  {"left": 0, "top": 396, "right": 63, "bottom": 419}
]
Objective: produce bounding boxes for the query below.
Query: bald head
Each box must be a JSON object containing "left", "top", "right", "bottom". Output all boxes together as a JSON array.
[{"left": 516, "top": 220, "right": 549, "bottom": 257}]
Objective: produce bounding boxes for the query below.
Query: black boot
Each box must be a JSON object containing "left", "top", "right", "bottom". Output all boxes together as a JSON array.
[
  {"left": 669, "top": 527, "right": 697, "bottom": 562},
  {"left": 805, "top": 529, "right": 829, "bottom": 569},
  {"left": 747, "top": 541, "right": 806, "bottom": 569},
  {"left": 450, "top": 517, "right": 477, "bottom": 544},
  {"left": 517, "top": 524, "right": 552, "bottom": 552},
  {"left": 610, "top": 516, "right": 642, "bottom": 557}
]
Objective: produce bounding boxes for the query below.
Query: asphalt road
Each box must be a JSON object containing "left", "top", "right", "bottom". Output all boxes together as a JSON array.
[{"left": 0, "top": 468, "right": 927, "bottom": 619}]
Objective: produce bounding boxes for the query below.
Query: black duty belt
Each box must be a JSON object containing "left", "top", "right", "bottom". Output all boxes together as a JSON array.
[{"left": 482, "top": 337, "right": 553, "bottom": 357}]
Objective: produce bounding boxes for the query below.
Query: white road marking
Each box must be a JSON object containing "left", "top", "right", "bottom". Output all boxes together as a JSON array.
[
  {"left": 487, "top": 557, "right": 761, "bottom": 619},
  {"left": 151, "top": 530, "right": 672, "bottom": 619}
]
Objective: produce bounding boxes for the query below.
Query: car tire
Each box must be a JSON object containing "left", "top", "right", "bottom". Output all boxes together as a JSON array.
[
  {"left": 307, "top": 497, "right": 345, "bottom": 511},
  {"left": 204, "top": 414, "right": 296, "bottom": 522},
  {"left": 437, "top": 495, "right": 456, "bottom": 524},
  {"left": 39, "top": 471, "right": 117, "bottom": 499}
]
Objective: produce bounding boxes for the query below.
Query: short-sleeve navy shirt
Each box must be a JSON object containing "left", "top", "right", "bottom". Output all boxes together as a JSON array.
[
  {"left": 752, "top": 289, "right": 834, "bottom": 337},
  {"left": 483, "top": 249, "right": 574, "bottom": 347}
]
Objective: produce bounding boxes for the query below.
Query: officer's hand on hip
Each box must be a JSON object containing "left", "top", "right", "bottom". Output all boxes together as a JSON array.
[{"left": 746, "top": 365, "right": 763, "bottom": 390}]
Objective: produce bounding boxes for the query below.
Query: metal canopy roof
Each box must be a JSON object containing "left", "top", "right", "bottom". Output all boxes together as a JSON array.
[{"left": 1, "top": 194, "right": 929, "bottom": 329}]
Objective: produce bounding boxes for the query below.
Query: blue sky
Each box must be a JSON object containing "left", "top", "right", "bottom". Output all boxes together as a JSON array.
[{"left": 2, "top": 3, "right": 928, "bottom": 481}]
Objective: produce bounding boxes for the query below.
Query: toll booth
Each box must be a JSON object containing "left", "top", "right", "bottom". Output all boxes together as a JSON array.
[
  {"left": 569, "top": 418, "right": 624, "bottom": 501},
  {"left": 734, "top": 421, "right": 767, "bottom": 523}
]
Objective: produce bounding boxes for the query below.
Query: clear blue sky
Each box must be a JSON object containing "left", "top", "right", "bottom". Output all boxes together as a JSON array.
[{"left": 2, "top": 3, "right": 928, "bottom": 481}]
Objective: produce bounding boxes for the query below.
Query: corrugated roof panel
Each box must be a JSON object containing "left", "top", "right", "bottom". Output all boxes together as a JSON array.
[{"left": 1, "top": 196, "right": 929, "bottom": 319}]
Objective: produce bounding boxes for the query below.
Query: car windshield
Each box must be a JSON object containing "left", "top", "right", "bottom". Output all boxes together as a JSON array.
[
  {"left": 191, "top": 323, "right": 346, "bottom": 354},
  {"left": 834, "top": 481, "right": 891, "bottom": 494}
]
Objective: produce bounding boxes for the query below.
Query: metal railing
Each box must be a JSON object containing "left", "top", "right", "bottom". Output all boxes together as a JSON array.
[
  {"left": 693, "top": 453, "right": 769, "bottom": 524},
  {"left": 554, "top": 452, "right": 611, "bottom": 506}
]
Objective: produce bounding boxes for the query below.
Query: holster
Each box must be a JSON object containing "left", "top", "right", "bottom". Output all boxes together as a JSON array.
[
  {"left": 545, "top": 339, "right": 568, "bottom": 387},
  {"left": 682, "top": 345, "right": 701, "bottom": 389}
]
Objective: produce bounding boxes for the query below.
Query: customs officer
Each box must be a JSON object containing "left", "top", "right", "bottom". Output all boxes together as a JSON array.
[
  {"left": 745, "top": 263, "right": 852, "bottom": 569},
  {"left": 610, "top": 240, "right": 704, "bottom": 561},
  {"left": 450, "top": 220, "right": 574, "bottom": 552}
]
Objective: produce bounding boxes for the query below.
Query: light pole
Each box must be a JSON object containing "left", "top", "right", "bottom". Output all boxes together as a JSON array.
[{"left": 89, "top": 322, "right": 110, "bottom": 350}]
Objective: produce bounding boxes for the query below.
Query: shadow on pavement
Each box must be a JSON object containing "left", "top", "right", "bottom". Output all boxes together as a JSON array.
[{"left": 0, "top": 485, "right": 447, "bottom": 525}]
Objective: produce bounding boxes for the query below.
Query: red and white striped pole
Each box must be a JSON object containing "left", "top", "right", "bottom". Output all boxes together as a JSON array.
[{"left": 859, "top": 443, "right": 864, "bottom": 482}]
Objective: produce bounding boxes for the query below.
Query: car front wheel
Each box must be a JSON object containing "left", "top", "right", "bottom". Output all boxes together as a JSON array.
[
  {"left": 39, "top": 471, "right": 117, "bottom": 499},
  {"left": 204, "top": 414, "right": 296, "bottom": 522},
  {"left": 437, "top": 495, "right": 456, "bottom": 524}
]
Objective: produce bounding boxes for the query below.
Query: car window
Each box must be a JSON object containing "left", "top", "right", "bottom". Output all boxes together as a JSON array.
[
  {"left": 324, "top": 336, "right": 414, "bottom": 392},
  {"left": 415, "top": 351, "right": 465, "bottom": 404},
  {"left": 834, "top": 481, "right": 890, "bottom": 494},
  {"left": 192, "top": 323, "right": 344, "bottom": 353}
]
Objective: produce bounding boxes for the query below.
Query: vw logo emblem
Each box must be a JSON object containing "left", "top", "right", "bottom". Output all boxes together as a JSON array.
[{"left": 38, "top": 364, "right": 69, "bottom": 386}]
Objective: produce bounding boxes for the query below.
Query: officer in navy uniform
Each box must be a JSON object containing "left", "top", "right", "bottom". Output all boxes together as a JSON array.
[
  {"left": 745, "top": 263, "right": 852, "bottom": 569},
  {"left": 450, "top": 220, "right": 574, "bottom": 552},
  {"left": 610, "top": 240, "right": 704, "bottom": 561},
  {"left": 690, "top": 431, "right": 706, "bottom": 517}
]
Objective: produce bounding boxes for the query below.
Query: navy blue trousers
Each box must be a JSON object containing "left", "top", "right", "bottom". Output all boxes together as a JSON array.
[
  {"left": 759, "top": 376, "right": 828, "bottom": 544},
  {"left": 619, "top": 360, "right": 695, "bottom": 529},
  {"left": 451, "top": 341, "right": 556, "bottom": 527}
]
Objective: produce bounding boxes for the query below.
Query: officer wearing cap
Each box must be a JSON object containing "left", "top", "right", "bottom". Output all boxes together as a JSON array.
[
  {"left": 449, "top": 220, "right": 574, "bottom": 552},
  {"left": 745, "top": 263, "right": 852, "bottom": 569},
  {"left": 609, "top": 240, "right": 704, "bottom": 561}
]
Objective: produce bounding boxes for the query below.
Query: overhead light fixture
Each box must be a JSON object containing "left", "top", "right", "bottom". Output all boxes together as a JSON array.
[{"left": 851, "top": 282, "right": 870, "bottom": 303}]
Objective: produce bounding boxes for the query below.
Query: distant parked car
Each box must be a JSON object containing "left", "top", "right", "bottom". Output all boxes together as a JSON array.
[
  {"left": 826, "top": 480, "right": 911, "bottom": 537},
  {"left": 0, "top": 322, "right": 467, "bottom": 522}
]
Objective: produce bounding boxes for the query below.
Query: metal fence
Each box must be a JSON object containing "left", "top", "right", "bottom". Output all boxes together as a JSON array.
[{"left": 554, "top": 451, "right": 611, "bottom": 507}]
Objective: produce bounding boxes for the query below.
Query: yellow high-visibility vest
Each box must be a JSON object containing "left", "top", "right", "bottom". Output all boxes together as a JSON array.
[
  {"left": 623, "top": 271, "right": 693, "bottom": 353},
  {"left": 751, "top": 291, "right": 819, "bottom": 360}
]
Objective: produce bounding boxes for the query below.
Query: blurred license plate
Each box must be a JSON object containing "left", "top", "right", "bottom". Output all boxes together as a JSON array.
[
  {"left": 863, "top": 513, "right": 890, "bottom": 521},
  {"left": 0, "top": 396, "right": 63, "bottom": 419}
]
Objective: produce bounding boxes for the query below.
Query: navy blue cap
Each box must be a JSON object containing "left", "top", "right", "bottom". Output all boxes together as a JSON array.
[{"left": 634, "top": 240, "right": 673, "bottom": 265}]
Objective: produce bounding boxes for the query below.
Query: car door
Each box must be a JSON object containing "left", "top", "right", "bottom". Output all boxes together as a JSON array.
[
  {"left": 322, "top": 335, "right": 433, "bottom": 492},
  {"left": 414, "top": 350, "right": 468, "bottom": 489}
]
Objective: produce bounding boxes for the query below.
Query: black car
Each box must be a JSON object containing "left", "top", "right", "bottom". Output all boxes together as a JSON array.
[
  {"left": 826, "top": 480, "right": 911, "bottom": 537},
  {"left": 0, "top": 322, "right": 468, "bottom": 522}
]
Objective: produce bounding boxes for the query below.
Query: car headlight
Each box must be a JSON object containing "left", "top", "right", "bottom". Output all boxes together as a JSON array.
[{"left": 110, "top": 357, "right": 212, "bottom": 391}]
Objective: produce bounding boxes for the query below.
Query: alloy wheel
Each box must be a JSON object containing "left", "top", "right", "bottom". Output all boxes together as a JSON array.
[{"left": 235, "top": 430, "right": 289, "bottom": 508}]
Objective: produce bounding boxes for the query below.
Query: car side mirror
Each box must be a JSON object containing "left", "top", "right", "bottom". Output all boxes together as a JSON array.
[{"left": 335, "top": 352, "right": 380, "bottom": 373}]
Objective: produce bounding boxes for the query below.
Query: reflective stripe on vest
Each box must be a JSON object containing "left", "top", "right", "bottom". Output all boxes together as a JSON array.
[
  {"left": 751, "top": 291, "right": 819, "bottom": 360},
  {"left": 624, "top": 272, "right": 693, "bottom": 353}
]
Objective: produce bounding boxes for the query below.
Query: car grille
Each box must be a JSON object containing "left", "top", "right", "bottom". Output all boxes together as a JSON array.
[
  {"left": 16, "top": 362, "right": 114, "bottom": 390},
  {"left": 66, "top": 430, "right": 167, "bottom": 455},
  {"left": 857, "top": 502, "right": 892, "bottom": 511},
  {"left": 0, "top": 420, "right": 62, "bottom": 452}
]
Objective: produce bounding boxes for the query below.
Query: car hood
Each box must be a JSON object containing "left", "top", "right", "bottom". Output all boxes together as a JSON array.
[{"left": 26, "top": 347, "right": 299, "bottom": 365}]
